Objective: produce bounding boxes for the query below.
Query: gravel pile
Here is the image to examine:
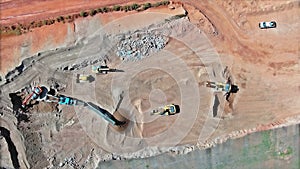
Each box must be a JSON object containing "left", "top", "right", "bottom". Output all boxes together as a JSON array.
[
  {"left": 59, "top": 57, "right": 107, "bottom": 72},
  {"left": 116, "top": 31, "right": 168, "bottom": 61}
]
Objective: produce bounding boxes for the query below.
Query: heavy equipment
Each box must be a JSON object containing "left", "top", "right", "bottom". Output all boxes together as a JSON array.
[
  {"left": 58, "top": 96, "right": 77, "bottom": 105},
  {"left": 20, "top": 83, "right": 125, "bottom": 126},
  {"left": 205, "top": 81, "right": 231, "bottom": 92},
  {"left": 92, "top": 65, "right": 116, "bottom": 74},
  {"left": 45, "top": 94, "right": 124, "bottom": 125},
  {"left": 22, "top": 86, "right": 43, "bottom": 107},
  {"left": 45, "top": 94, "right": 81, "bottom": 106},
  {"left": 76, "top": 74, "right": 91, "bottom": 83},
  {"left": 150, "top": 104, "right": 180, "bottom": 116},
  {"left": 206, "top": 78, "right": 239, "bottom": 101}
]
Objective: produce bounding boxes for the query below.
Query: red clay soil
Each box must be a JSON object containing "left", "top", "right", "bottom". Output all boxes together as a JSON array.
[
  {"left": 0, "top": 0, "right": 161, "bottom": 26},
  {"left": 0, "top": 22, "right": 69, "bottom": 74}
]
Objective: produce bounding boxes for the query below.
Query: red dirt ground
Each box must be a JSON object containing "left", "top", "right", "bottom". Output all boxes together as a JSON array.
[{"left": 0, "top": 0, "right": 162, "bottom": 26}]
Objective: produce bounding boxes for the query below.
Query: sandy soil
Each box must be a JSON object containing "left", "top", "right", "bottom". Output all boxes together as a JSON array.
[
  {"left": 0, "top": 1, "right": 182, "bottom": 79},
  {"left": 0, "top": 1, "right": 299, "bottom": 168}
]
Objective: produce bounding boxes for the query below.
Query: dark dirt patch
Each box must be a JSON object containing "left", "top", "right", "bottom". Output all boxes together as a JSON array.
[
  {"left": 19, "top": 126, "right": 49, "bottom": 169},
  {"left": 0, "top": 127, "right": 20, "bottom": 169}
]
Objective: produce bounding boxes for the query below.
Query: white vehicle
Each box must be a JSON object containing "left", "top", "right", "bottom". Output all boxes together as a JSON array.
[{"left": 259, "top": 21, "right": 276, "bottom": 29}]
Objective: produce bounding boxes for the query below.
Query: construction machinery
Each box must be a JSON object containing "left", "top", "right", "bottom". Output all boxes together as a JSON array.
[
  {"left": 22, "top": 86, "right": 43, "bottom": 107},
  {"left": 206, "top": 78, "right": 239, "bottom": 101},
  {"left": 92, "top": 65, "right": 116, "bottom": 74},
  {"left": 76, "top": 74, "right": 92, "bottom": 83},
  {"left": 45, "top": 94, "right": 85, "bottom": 106},
  {"left": 206, "top": 81, "right": 231, "bottom": 92},
  {"left": 58, "top": 96, "right": 77, "bottom": 105},
  {"left": 20, "top": 83, "right": 126, "bottom": 126},
  {"left": 45, "top": 94, "right": 124, "bottom": 125},
  {"left": 151, "top": 104, "right": 180, "bottom": 116}
]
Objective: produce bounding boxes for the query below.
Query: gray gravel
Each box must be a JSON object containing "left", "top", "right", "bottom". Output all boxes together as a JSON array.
[{"left": 116, "top": 31, "right": 169, "bottom": 61}]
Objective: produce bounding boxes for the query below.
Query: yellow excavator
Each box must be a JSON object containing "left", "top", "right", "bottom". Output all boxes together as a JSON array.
[
  {"left": 206, "top": 77, "right": 239, "bottom": 101},
  {"left": 150, "top": 104, "right": 180, "bottom": 116}
]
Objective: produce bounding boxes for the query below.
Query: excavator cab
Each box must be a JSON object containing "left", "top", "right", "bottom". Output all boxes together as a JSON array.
[{"left": 224, "top": 84, "right": 231, "bottom": 92}]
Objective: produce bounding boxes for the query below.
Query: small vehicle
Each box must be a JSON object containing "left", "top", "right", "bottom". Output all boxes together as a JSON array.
[
  {"left": 259, "top": 21, "right": 276, "bottom": 29},
  {"left": 151, "top": 104, "right": 180, "bottom": 116}
]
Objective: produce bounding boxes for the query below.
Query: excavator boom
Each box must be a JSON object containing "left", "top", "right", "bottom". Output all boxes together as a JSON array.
[{"left": 22, "top": 86, "right": 43, "bottom": 106}]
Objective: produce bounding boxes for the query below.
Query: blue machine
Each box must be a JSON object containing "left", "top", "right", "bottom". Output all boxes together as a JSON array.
[
  {"left": 58, "top": 96, "right": 76, "bottom": 105},
  {"left": 224, "top": 84, "right": 231, "bottom": 92}
]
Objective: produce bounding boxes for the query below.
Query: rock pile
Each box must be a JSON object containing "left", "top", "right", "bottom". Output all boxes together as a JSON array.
[
  {"left": 116, "top": 31, "right": 168, "bottom": 61},
  {"left": 59, "top": 57, "right": 107, "bottom": 72}
]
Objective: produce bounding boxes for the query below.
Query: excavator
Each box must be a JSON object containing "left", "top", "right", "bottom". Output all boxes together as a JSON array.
[
  {"left": 45, "top": 93, "right": 85, "bottom": 106},
  {"left": 205, "top": 81, "right": 231, "bottom": 92},
  {"left": 150, "top": 104, "right": 180, "bottom": 116},
  {"left": 20, "top": 84, "right": 126, "bottom": 126},
  {"left": 91, "top": 65, "right": 120, "bottom": 74},
  {"left": 206, "top": 77, "right": 239, "bottom": 101}
]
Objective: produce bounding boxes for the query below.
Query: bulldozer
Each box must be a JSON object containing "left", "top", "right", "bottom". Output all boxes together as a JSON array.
[{"left": 150, "top": 104, "right": 180, "bottom": 116}]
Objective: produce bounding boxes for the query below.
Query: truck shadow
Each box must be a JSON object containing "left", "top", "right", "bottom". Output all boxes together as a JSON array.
[
  {"left": 85, "top": 102, "right": 126, "bottom": 126},
  {"left": 110, "top": 69, "right": 124, "bottom": 73},
  {"left": 213, "top": 94, "right": 220, "bottom": 117}
]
